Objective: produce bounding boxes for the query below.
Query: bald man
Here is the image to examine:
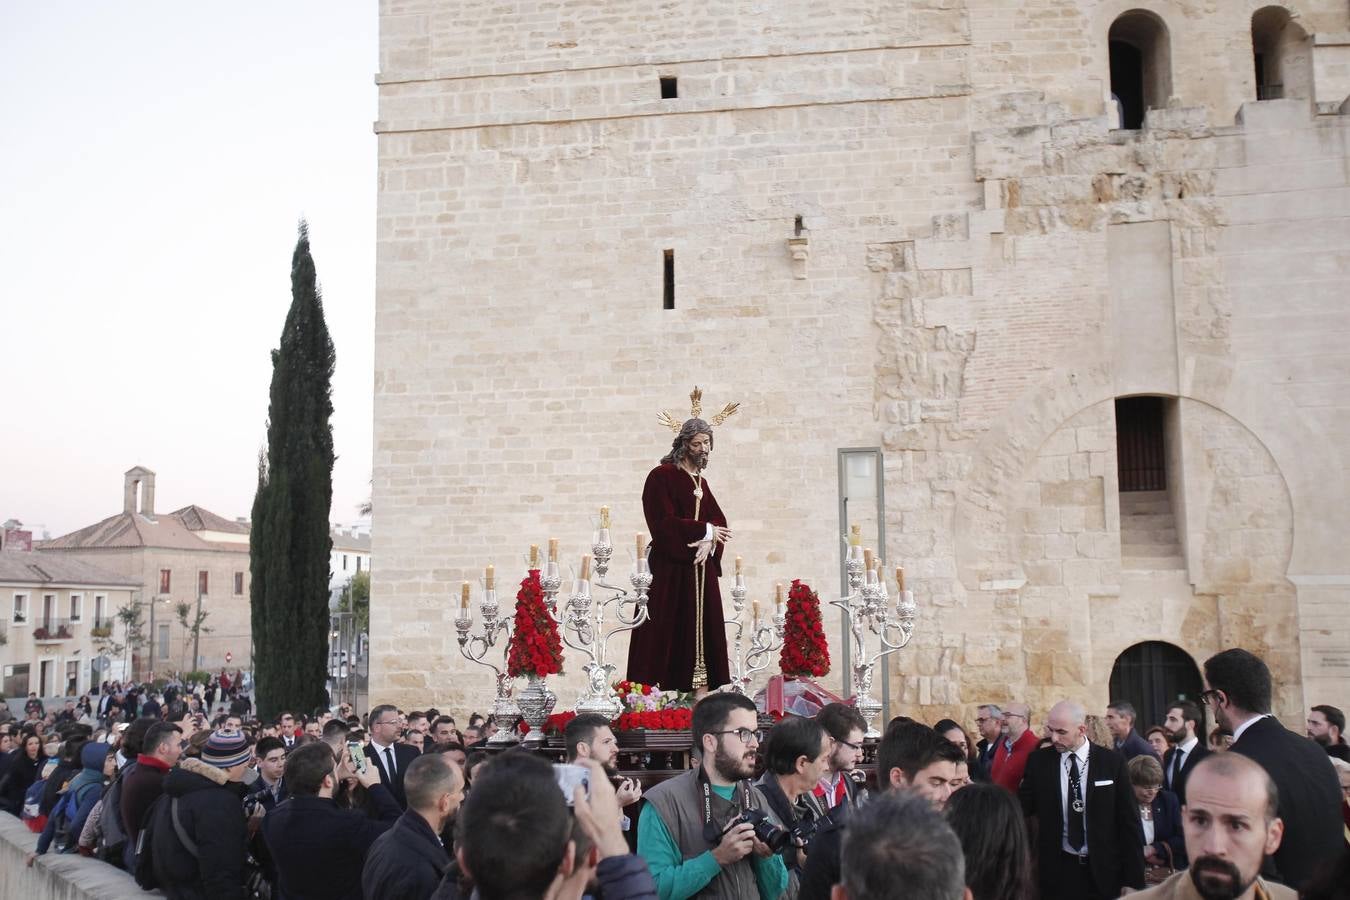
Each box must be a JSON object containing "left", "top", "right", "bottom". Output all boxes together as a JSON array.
[
  {"left": 1019, "top": 700, "right": 1144, "bottom": 900},
  {"left": 1131, "top": 753, "right": 1293, "bottom": 900}
]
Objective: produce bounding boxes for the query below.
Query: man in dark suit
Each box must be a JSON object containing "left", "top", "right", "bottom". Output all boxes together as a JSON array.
[
  {"left": 1020, "top": 700, "right": 1145, "bottom": 900},
  {"left": 263, "top": 741, "right": 401, "bottom": 900},
  {"left": 366, "top": 703, "right": 420, "bottom": 808},
  {"left": 1203, "top": 648, "right": 1343, "bottom": 890},
  {"left": 1161, "top": 699, "right": 1210, "bottom": 804},
  {"left": 1106, "top": 700, "right": 1161, "bottom": 762},
  {"left": 362, "top": 754, "right": 463, "bottom": 900}
]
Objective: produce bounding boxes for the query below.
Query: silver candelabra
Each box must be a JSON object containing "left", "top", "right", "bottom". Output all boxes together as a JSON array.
[
  {"left": 724, "top": 574, "right": 785, "bottom": 695},
  {"left": 454, "top": 582, "right": 522, "bottom": 746},
  {"left": 542, "top": 526, "right": 651, "bottom": 720},
  {"left": 828, "top": 544, "right": 918, "bottom": 738}
]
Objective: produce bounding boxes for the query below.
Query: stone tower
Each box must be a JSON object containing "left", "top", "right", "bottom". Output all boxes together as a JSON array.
[{"left": 373, "top": 0, "right": 1350, "bottom": 724}]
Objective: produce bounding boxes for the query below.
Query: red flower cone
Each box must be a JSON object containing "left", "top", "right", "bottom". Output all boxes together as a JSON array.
[
  {"left": 779, "top": 579, "right": 830, "bottom": 677},
  {"left": 507, "top": 570, "right": 564, "bottom": 678}
]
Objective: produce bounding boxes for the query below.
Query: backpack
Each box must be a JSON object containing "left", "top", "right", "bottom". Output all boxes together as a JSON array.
[
  {"left": 22, "top": 776, "right": 49, "bottom": 832},
  {"left": 131, "top": 793, "right": 186, "bottom": 895},
  {"left": 96, "top": 763, "right": 133, "bottom": 866},
  {"left": 50, "top": 779, "right": 102, "bottom": 852}
]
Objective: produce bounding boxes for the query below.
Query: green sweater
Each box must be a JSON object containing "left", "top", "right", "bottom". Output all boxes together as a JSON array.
[{"left": 637, "top": 783, "right": 790, "bottom": 900}]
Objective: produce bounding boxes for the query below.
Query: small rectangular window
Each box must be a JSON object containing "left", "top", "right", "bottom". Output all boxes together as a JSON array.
[
  {"left": 94, "top": 594, "right": 107, "bottom": 624},
  {"left": 70, "top": 593, "right": 82, "bottom": 621},
  {"left": 159, "top": 569, "right": 171, "bottom": 594},
  {"left": 356, "top": 556, "right": 363, "bottom": 573},
  {"left": 663, "top": 249, "right": 675, "bottom": 310},
  {"left": 343, "top": 554, "right": 349, "bottom": 571},
  {"left": 198, "top": 570, "right": 209, "bottom": 596},
  {"left": 157, "top": 623, "right": 170, "bottom": 660},
  {"left": 12, "top": 593, "right": 28, "bottom": 623},
  {"left": 660, "top": 76, "right": 678, "bottom": 99},
  {"left": 234, "top": 572, "right": 244, "bottom": 596}
]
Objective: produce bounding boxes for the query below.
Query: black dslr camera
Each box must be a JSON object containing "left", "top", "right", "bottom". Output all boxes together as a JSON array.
[{"left": 719, "top": 808, "right": 825, "bottom": 853}]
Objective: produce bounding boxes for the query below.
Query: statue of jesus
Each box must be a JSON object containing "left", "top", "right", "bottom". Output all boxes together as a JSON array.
[{"left": 626, "top": 402, "right": 736, "bottom": 693}]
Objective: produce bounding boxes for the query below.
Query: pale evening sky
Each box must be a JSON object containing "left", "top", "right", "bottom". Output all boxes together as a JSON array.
[{"left": 0, "top": 3, "right": 378, "bottom": 538}]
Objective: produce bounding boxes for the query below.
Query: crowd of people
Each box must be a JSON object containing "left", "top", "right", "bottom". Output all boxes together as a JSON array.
[{"left": 0, "top": 647, "right": 1347, "bottom": 900}]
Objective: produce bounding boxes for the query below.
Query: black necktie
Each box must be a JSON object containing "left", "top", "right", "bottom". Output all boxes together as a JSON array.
[
  {"left": 1067, "top": 754, "right": 1085, "bottom": 852},
  {"left": 384, "top": 747, "right": 396, "bottom": 779},
  {"left": 1170, "top": 749, "right": 1183, "bottom": 788}
]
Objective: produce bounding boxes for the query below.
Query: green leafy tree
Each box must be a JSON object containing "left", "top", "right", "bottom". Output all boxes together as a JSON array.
[
  {"left": 250, "top": 221, "right": 336, "bottom": 720},
  {"left": 338, "top": 570, "right": 370, "bottom": 635}
]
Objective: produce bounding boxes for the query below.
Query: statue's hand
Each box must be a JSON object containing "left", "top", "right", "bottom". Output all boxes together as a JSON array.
[
  {"left": 713, "top": 526, "right": 732, "bottom": 544},
  {"left": 688, "top": 540, "right": 713, "bottom": 565}
]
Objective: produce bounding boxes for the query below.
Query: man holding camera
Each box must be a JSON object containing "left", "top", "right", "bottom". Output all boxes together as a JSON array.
[
  {"left": 755, "top": 715, "right": 831, "bottom": 894},
  {"left": 637, "top": 693, "right": 789, "bottom": 899}
]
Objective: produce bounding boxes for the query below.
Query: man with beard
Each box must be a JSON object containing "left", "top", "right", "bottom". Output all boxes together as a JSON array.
[
  {"left": 1130, "top": 753, "right": 1293, "bottom": 900},
  {"left": 565, "top": 713, "right": 643, "bottom": 814},
  {"left": 627, "top": 388, "right": 738, "bottom": 693},
  {"left": 1306, "top": 705, "right": 1350, "bottom": 762},
  {"left": 1203, "top": 648, "right": 1342, "bottom": 889},
  {"left": 1162, "top": 700, "right": 1211, "bottom": 804},
  {"left": 637, "top": 692, "right": 787, "bottom": 899}
]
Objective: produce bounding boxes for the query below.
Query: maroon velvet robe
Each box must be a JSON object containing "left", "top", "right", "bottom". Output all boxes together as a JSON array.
[{"left": 626, "top": 463, "right": 731, "bottom": 691}]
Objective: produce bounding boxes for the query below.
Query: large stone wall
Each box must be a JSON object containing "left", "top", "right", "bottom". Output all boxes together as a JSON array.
[
  {"left": 0, "top": 816, "right": 156, "bottom": 899},
  {"left": 373, "top": 0, "right": 1350, "bottom": 722}
]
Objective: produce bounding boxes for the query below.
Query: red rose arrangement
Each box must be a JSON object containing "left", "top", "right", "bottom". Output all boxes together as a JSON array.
[
  {"left": 614, "top": 707, "right": 692, "bottom": 732},
  {"left": 530, "top": 710, "right": 577, "bottom": 736},
  {"left": 779, "top": 579, "right": 830, "bottom": 677},
  {"left": 506, "top": 569, "right": 564, "bottom": 678}
]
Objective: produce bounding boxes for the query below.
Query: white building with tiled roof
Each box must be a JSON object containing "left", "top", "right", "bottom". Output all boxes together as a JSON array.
[
  {"left": 1, "top": 523, "right": 139, "bottom": 697},
  {"left": 38, "top": 467, "right": 254, "bottom": 678}
]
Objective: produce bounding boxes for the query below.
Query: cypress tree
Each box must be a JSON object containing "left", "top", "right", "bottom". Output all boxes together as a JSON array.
[{"left": 250, "top": 221, "right": 336, "bottom": 721}]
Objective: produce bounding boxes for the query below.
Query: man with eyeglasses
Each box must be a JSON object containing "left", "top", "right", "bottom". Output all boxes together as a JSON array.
[
  {"left": 813, "top": 702, "right": 867, "bottom": 811},
  {"left": 637, "top": 692, "right": 788, "bottom": 899},
  {"left": 365, "top": 703, "right": 420, "bottom": 808},
  {"left": 973, "top": 704, "right": 1004, "bottom": 782},
  {"left": 990, "top": 702, "right": 1037, "bottom": 793}
]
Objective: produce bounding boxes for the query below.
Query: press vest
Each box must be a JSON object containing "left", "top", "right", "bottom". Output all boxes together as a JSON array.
[{"left": 643, "top": 768, "right": 765, "bottom": 899}]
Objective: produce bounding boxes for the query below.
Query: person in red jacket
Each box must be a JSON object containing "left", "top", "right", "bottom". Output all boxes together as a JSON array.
[{"left": 990, "top": 702, "right": 1039, "bottom": 792}]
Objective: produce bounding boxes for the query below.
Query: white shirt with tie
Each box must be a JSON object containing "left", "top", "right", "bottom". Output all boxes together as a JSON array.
[
  {"left": 370, "top": 739, "right": 398, "bottom": 781},
  {"left": 1059, "top": 739, "right": 1091, "bottom": 856},
  {"left": 1168, "top": 736, "right": 1198, "bottom": 789}
]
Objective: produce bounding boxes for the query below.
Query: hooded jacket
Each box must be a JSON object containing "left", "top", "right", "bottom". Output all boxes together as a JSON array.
[
  {"left": 150, "top": 757, "right": 248, "bottom": 900},
  {"left": 0, "top": 745, "right": 46, "bottom": 814},
  {"left": 35, "top": 741, "right": 108, "bottom": 854}
]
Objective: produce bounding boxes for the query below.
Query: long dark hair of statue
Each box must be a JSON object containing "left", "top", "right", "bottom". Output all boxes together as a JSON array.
[{"left": 661, "top": 418, "right": 713, "bottom": 467}]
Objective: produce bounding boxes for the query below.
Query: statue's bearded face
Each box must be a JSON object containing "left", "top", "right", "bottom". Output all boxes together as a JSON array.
[{"left": 687, "top": 433, "right": 711, "bottom": 470}]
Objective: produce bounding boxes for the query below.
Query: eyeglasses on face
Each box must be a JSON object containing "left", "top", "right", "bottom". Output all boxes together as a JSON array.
[
  {"left": 373, "top": 718, "right": 400, "bottom": 727},
  {"left": 1199, "top": 689, "right": 1223, "bottom": 706},
  {"left": 836, "top": 738, "right": 862, "bottom": 751},
  {"left": 710, "top": 727, "right": 762, "bottom": 745}
]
